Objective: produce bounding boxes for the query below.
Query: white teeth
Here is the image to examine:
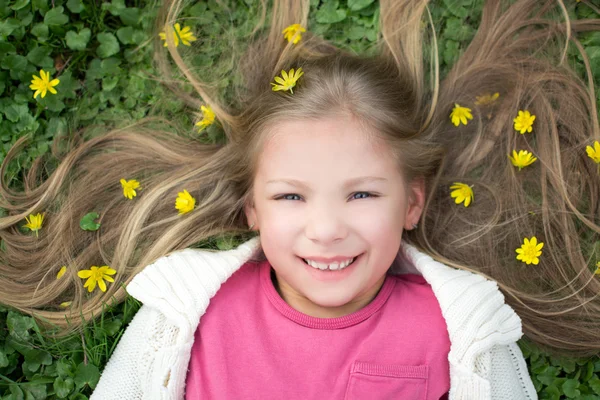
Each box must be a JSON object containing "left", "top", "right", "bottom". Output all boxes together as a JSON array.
[{"left": 304, "top": 257, "right": 356, "bottom": 271}]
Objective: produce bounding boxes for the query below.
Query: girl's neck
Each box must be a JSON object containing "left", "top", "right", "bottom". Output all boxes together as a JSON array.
[{"left": 270, "top": 268, "right": 387, "bottom": 318}]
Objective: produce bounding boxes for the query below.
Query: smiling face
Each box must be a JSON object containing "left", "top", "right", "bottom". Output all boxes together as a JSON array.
[{"left": 245, "top": 113, "right": 425, "bottom": 318}]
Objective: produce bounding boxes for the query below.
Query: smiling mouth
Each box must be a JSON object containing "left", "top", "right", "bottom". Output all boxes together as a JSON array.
[{"left": 300, "top": 254, "right": 361, "bottom": 271}]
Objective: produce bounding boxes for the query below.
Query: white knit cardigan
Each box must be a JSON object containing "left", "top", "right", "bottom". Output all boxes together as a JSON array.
[{"left": 90, "top": 237, "right": 538, "bottom": 399}]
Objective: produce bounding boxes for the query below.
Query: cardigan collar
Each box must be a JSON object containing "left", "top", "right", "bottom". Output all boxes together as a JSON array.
[{"left": 127, "top": 236, "right": 523, "bottom": 368}]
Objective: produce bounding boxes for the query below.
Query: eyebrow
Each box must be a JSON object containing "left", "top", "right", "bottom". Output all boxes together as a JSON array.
[{"left": 266, "top": 176, "right": 388, "bottom": 189}]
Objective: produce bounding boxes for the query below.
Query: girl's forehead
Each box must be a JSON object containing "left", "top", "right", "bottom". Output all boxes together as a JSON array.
[
  {"left": 255, "top": 116, "right": 399, "bottom": 180},
  {"left": 262, "top": 115, "right": 387, "bottom": 156}
]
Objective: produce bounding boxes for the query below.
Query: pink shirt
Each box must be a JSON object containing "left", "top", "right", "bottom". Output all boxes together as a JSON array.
[{"left": 185, "top": 260, "right": 450, "bottom": 399}]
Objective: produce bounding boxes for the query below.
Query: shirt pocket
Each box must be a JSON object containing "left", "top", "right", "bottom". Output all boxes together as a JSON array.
[{"left": 344, "top": 361, "right": 428, "bottom": 400}]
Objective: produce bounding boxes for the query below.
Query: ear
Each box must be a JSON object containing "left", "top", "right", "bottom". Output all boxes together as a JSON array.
[
  {"left": 403, "top": 176, "right": 426, "bottom": 230},
  {"left": 244, "top": 197, "right": 258, "bottom": 229}
]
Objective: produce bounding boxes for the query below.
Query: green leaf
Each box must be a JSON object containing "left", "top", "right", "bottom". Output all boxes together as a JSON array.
[
  {"left": 443, "top": 40, "right": 460, "bottom": 67},
  {"left": 18, "top": 11, "right": 34, "bottom": 27},
  {"left": 1, "top": 54, "right": 27, "bottom": 74},
  {"left": 79, "top": 212, "right": 100, "bottom": 231},
  {"left": 102, "top": 76, "right": 119, "bottom": 91},
  {"left": 53, "top": 376, "right": 74, "bottom": 398},
  {"left": 101, "top": 57, "right": 122, "bottom": 74},
  {"left": 55, "top": 71, "right": 81, "bottom": 99},
  {"left": 0, "top": 18, "right": 21, "bottom": 36},
  {"left": 26, "top": 46, "right": 53, "bottom": 68},
  {"left": 31, "top": 0, "right": 48, "bottom": 13},
  {"left": 24, "top": 384, "right": 47, "bottom": 400},
  {"left": 0, "top": 43, "right": 16, "bottom": 60},
  {"left": 46, "top": 117, "right": 67, "bottom": 137},
  {"left": 40, "top": 94, "right": 65, "bottom": 112},
  {"left": 3, "top": 104, "right": 29, "bottom": 123},
  {"left": 443, "top": 0, "right": 469, "bottom": 18},
  {"left": 316, "top": 1, "right": 347, "bottom": 24},
  {"left": 116, "top": 26, "right": 134, "bottom": 44},
  {"left": 348, "top": 0, "right": 374, "bottom": 11},
  {"left": 73, "top": 362, "right": 100, "bottom": 390},
  {"left": 120, "top": 7, "right": 140, "bottom": 26},
  {"left": 347, "top": 25, "right": 366, "bottom": 41},
  {"left": 30, "top": 23, "right": 49, "bottom": 40},
  {"left": 102, "top": 318, "right": 122, "bottom": 336},
  {"left": 66, "top": 0, "right": 84, "bottom": 13},
  {"left": 0, "top": 347, "right": 9, "bottom": 367},
  {"left": 563, "top": 379, "right": 581, "bottom": 398},
  {"left": 444, "top": 17, "right": 475, "bottom": 42},
  {"left": 11, "top": 0, "right": 30, "bottom": 11},
  {"left": 188, "top": 2, "right": 207, "bottom": 17},
  {"left": 66, "top": 28, "right": 91, "bottom": 51},
  {"left": 101, "top": 0, "right": 125, "bottom": 16},
  {"left": 7, "top": 384, "right": 25, "bottom": 400},
  {"left": 44, "top": 6, "right": 69, "bottom": 26},
  {"left": 97, "top": 32, "right": 120, "bottom": 58},
  {"left": 23, "top": 348, "right": 52, "bottom": 372},
  {"left": 590, "top": 375, "right": 600, "bottom": 395},
  {"left": 6, "top": 311, "right": 35, "bottom": 342}
]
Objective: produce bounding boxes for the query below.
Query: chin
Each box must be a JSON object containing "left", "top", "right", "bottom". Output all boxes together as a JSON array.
[{"left": 305, "top": 291, "right": 358, "bottom": 310}]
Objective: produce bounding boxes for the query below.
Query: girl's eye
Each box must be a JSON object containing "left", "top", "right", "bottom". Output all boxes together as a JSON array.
[{"left": 275, "top": 192, "right": 377, "bottom": 201}]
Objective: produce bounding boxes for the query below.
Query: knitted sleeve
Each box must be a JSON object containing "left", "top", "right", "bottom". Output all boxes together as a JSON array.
[
  {"left": 485, "top": 343, "right": 538, "bottom": 399},
  {"left": 90, "top": 304, "right": 157, "bottom": 400}
]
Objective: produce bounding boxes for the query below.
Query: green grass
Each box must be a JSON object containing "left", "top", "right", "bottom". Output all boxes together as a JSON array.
[{"left": 0, "top": 0, "right": 599, "bottom": 398}]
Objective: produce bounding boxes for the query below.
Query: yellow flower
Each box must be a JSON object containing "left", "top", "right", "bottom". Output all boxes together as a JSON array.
[
  {"left": 515, "top": 236, "right": 544, "bottom": 265},
  {"left": 450, "top": 104, "right": 473, "bottom": 126},
  {"left": 449, "top": 182, "right": 474, "bottom": 207},
  {"left": 77, "top": 266, "right": 117, "bottom": 293},
  {"left": 120, "top": 178, "right": 141, "bottom": 200},
  {"left": 508, "top": 150, "right": 537, "bottom": 170},
  {"left": 474, "top": 92, "right": 499, "bottom": 106},
  {"left": 59, "top": 301, "right": 72, "bottom": 308},
  {"left": 29, "top": 69, "right": 59, "bottom": 99},
  {"left": 586, "top": 140, "right": 600, "bottom": 163},
  {"left": 282, "top": 24, "right": 306, "bottom": 44},
  {"left": 513, "top": 110, "right": 536, "bottom": 134},
  {"left": 159, "top": 23, "right": 197, "bottom": 47},
  {"left": 195, "top": 105, "right": 216, "bottom": 132},
  {"left": 175, "top": 189, "right": 196, "bottom": 215},
  {"left": 57, "top": 266, "right": 67, "bottom": 280},
  {"left": 24, "top": 213, "right": 45, "bottom": 237},
  {"left": 595, "top": 261, "right": 600, "bottom": 275},
  {"left": 271, "top": 68, "right": 304, "bottom": 94}
]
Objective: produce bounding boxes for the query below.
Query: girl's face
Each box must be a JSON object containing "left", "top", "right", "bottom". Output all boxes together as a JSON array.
[{"left": 245, "top": 113, "right": 425, "bottom": 318}]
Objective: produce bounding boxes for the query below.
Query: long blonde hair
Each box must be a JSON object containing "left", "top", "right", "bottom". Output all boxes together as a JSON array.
[{"left": 0, "top": 0, "right": 599, "bottom": 357}]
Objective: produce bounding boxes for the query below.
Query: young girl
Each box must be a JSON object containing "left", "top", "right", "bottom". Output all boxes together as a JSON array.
[{"left": 0, "top": 0, "right": 599, "bottom": 399}]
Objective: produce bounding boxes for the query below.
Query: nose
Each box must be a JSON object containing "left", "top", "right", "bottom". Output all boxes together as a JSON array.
[{"left": 304, "top": 201, "right": 348, "bottom": 244}]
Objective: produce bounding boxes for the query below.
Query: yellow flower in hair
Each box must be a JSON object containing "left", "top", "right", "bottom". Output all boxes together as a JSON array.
[
  {"left": 30, "top": 69, "right": 59, "bottom": 99},
  {"left": 586, "top": 140, "right": 600, "bottom": 163},
  {"left": 475, "top": 92, "right": 499, "bottom": 106},
  {"left": 282, "top": 24, "right": 306, "bottom": 44},
  {"left": 24, "top": 213, "right": 45, "bottom": 237},
  {"left": 508, "top": 150, "right": 537, "bottom": 171},
  {"left": 77, "top": 266, "right": 117, "bottom": 293},
  {"left": 195, "top": 105, "right": 216, "bottom": 132},
  {"left": 271, "top": 68, "right": 304, "bottom": 94},
  {"left": 120, "top": 178, "right": 141, "bottom": 200},
  {"left": 57, "top": 266, "right": 67, "bottom": 280},
  {"left": 449, "top": 182, "right": 474, "bottom": 207},
  {"left": 60, "top": 301, "right": 72, "bottom": 308},
  {"left": 450, "top": 104, "right": 473, "bottom": 126},
  {"left": 159, "top": 23, "right": 197, "bottom": 47},
  {"left": 513, "top": 110, "right": 536, "bottom": 134},
  {"left": 175, "top": 189, "right": 196, "bottom": 214},
  {"left": 515, "top": 236, "right": 544, "bottom": 265}
]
